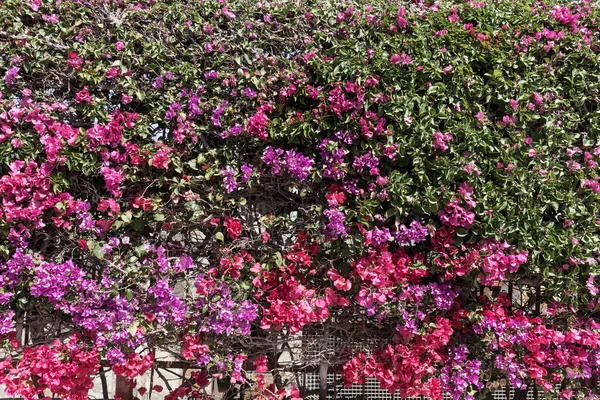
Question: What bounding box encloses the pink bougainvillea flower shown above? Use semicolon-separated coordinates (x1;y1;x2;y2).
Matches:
152;150;170;169
75;87;93;104
42;14;59;23
106;67;120;79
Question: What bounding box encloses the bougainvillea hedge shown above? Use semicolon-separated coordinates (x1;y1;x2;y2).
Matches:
1;0;600;399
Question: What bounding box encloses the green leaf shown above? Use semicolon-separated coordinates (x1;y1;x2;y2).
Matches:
131;218;145;232
93;245;105;260
127;321;138;336
121;211;132;224
274;251;283;266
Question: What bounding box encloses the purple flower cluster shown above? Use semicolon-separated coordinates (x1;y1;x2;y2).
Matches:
323;209;348;240
399;312;418;334
398;283;458;316
365;226;392;246
397;307;426;334
188;93;202;119
155;246;194;273
222;167;237;193
75;201;98;232
152;76;164;89
146;278;187;326
211;101;228;127
395;220;428;246
328;87;354;117
343;178;361;195
494;354;526;389
29;267;132;344
7;224;31;248
440;345;483;400
30;260;85;304
0;248;34;289
165;102;182;121
196;281;258;336
429;282;458;311
204;70;219;80
220;124;243;139
473;315;504;337
0;309;15;335
403;284;427;304
69;277;139;347
318;138;347;180
21;249;197;348
240;163;253;183
106;348;126;365
75;292;132;332
352;151;379;174
333;130;357;144
243;87;257;98
284;149;315;181
3;67;19;86
262;146;314;181
154;244;167;270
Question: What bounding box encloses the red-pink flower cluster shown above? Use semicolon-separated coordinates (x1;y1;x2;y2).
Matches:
432;228;528;283
342;317;453;399
352;246;428;314
0;160;61;226
438;183;476;229
111;352;155;379
260;277;342;334
0;334;99;400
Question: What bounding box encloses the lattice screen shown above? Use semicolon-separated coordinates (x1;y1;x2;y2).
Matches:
301;373;562;400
